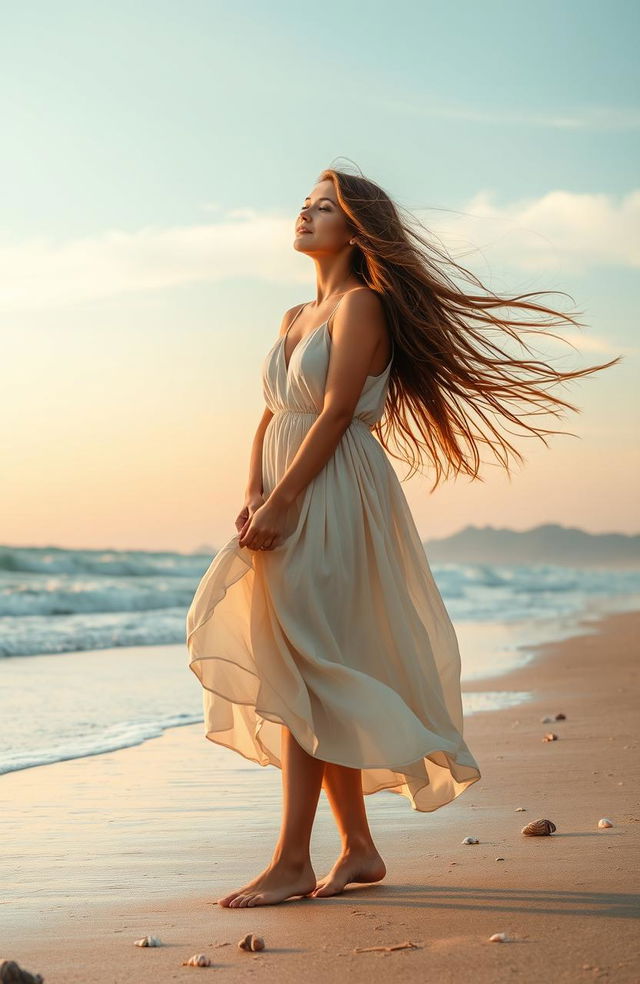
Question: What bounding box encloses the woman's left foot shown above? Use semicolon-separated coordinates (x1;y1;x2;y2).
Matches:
311;845;386;897
217;857;317;908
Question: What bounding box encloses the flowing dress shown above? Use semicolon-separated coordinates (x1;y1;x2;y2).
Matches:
186;295;482;811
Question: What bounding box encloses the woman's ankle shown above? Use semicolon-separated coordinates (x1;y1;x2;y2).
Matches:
270;847;312;869
341;834;378;854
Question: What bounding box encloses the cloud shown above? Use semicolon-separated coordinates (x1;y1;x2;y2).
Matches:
0;190;637;312
0;210;301;311
419;189;640;275
374;99;640;132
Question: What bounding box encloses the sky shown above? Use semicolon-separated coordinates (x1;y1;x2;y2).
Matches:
1;0;638;552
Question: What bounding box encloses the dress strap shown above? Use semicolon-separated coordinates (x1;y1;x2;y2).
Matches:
288;288;385;334
326;294;345;325
284;302;309;340
285;294;347;340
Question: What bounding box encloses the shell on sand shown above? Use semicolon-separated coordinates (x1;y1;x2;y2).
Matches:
182;954;212;967
238;934;265;952
521;818;556;836
542;732;558;742
598;818;614;828
0;960;44;984
488;932;510;942
134;936;162;947
461;835;479;844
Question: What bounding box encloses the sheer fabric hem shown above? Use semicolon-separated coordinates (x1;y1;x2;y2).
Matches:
189;660;481;814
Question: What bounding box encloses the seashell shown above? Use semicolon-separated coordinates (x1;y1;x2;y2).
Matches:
598;818;614;828
541;715;554;723
238;933;265;952
0;960;44;984
134;935;162;947
182;954;212;967
521;818;556;836
461;836;479;844
495;857;505;861
514;807;526;812
488;932;510;942
553;712;566;720
542;732;558;741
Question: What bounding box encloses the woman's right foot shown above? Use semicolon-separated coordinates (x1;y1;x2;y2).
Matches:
217;857;317;908
310;844;386;897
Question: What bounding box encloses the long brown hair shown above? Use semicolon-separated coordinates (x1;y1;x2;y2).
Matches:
320;165;622;490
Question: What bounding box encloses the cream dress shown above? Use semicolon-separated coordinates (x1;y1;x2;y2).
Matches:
186;295;481;812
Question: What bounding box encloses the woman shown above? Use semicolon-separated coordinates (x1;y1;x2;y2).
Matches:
186;167;619;909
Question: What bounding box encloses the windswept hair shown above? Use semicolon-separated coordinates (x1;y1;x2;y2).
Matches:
319;164;622;490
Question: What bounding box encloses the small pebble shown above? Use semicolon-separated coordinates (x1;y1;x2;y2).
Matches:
597;818;614;829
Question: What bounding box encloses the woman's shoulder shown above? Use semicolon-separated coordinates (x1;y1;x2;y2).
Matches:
340;286;384;316
277;288;384;340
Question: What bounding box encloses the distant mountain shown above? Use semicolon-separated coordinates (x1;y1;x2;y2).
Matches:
424;523;640;568
192;543;217;556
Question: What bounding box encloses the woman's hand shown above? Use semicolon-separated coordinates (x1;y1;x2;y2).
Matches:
234;492;264;535
237;493;290;551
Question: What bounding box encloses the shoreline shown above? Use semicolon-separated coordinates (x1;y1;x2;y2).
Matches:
3;608;639;982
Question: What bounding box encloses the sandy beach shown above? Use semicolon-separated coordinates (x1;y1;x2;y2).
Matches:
2;608;638;983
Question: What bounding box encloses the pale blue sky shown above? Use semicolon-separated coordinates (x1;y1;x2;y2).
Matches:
2;1;639;233
1;1;638;550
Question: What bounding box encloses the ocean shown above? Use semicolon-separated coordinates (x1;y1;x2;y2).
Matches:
1;543;638;776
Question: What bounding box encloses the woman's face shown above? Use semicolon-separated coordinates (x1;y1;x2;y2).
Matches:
294;179;351;253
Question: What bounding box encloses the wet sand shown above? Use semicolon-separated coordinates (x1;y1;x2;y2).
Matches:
2;609;638;983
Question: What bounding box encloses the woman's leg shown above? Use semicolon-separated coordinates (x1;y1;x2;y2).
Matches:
311;762;387;898
217;725;325;908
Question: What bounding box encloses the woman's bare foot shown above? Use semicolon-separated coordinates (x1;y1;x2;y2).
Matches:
311;844;386;898
217;857;317;908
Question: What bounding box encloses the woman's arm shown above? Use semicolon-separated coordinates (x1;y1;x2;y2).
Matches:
244;406;273;497
244;305;303;497
268;289;387;508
